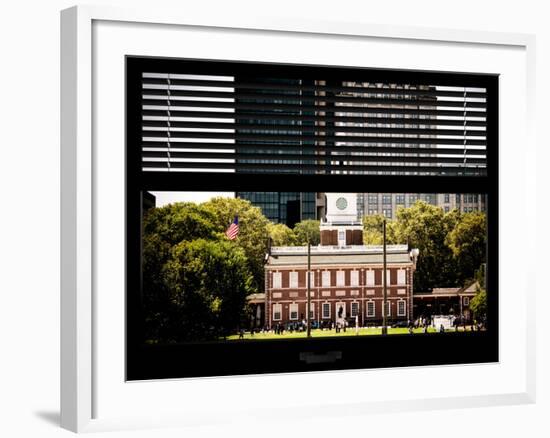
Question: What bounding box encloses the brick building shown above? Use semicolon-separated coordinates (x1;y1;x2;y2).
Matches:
262;193;419;328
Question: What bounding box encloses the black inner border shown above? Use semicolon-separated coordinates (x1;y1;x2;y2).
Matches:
126;56;498;380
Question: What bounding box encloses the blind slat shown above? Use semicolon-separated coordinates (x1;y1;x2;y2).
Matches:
138;64;491;176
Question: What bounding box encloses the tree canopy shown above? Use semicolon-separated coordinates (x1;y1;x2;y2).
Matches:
267;223;297;246
293;219;321;245
361;201;487;292
142;197;268;343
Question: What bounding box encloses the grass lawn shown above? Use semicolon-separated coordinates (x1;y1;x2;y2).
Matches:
224;326;475;340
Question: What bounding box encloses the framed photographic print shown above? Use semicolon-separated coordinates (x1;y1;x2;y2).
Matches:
126;56;498;380
61;5;536;433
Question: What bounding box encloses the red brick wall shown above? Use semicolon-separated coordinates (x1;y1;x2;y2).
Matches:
266;266;413;327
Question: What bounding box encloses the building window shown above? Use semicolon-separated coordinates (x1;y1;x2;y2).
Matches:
463;296;470;306
308;303;315;320
397;288;406;295
366;270;375;286
386;269;391;285
397;300;406;316
368;194;378;204
397;269;406;285
382;209;392;218
396;194;405;204
366;301;375;317
351;302;359;317
368;209;378;215
444;194;450;203
335;302;346;319
322;271;331;287
444;206;450;213
382;194;392;204
308;271;315;287
385;301;391;317
273;304;282;321
322;302;331;319
350;270;359;286
425;194;435;204
273;272;282;289
409;194;419;203
289;271;298;288
336;270;345;287
289;303;299;320
338;230;345;246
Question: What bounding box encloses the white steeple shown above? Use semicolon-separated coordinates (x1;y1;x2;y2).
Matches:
324;193;359;224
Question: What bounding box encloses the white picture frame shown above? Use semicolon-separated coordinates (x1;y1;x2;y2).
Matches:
60;5;536;433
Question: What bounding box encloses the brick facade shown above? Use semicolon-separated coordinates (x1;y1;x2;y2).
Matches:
265;264;413;327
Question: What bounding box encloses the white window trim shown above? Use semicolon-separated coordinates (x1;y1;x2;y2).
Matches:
463;296;470;306
308;271;315;287
289;271;299;289
322;271;331;287
366;300;375;317
322;302;331;319
386;269;391;286
335;301;346;319
308;303;315;320
272;272;282;289
338;230;346;246
272;303;282;321
397;269;406;285
385;301;391;317
289;303;299;320
350;270;359;287
336;270;345;287
397;299;406;316
350;301;359;317
366;270;375;286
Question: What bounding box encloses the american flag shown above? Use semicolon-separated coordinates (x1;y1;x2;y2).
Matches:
225;215;239;240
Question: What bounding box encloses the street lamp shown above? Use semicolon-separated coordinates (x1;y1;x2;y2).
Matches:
382;219;388;335
307;237;311;338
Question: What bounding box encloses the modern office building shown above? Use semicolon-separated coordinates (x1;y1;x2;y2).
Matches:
357;193;487;220
236;191;317;227
234;76;323;226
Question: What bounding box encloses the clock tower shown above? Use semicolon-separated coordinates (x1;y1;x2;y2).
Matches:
320;193;363;246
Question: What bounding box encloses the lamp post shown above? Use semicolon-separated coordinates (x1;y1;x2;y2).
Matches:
307;238;311;338
382;219;388;335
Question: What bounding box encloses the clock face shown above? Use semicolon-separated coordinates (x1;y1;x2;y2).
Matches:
336;197;348;210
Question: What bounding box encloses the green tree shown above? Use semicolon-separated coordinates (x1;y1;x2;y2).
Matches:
470;288;487;319
162;239;254;341
142;202;220;342
268;223;297;246
142;199;264;342
446;212;487;285
143;202;218;245
293;220;321;245
362;214;386;245
202;197;271;291
390;201;459;291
